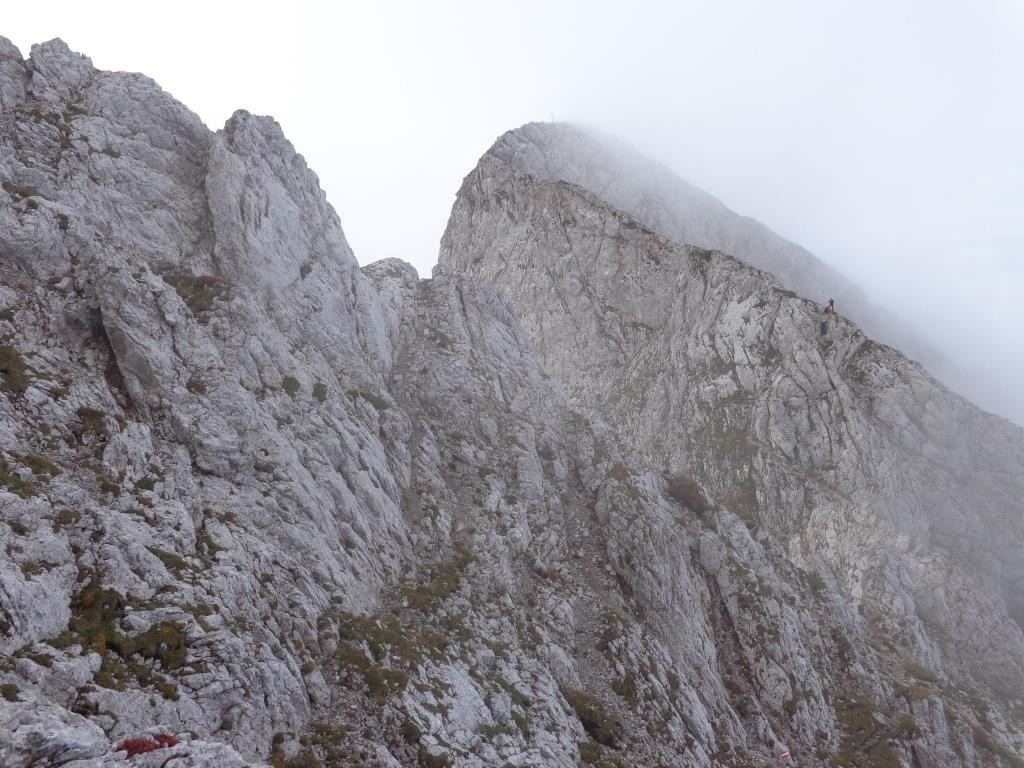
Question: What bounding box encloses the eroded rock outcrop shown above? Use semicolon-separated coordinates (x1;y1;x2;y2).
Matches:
441;124;1024;765
1;39;1021;768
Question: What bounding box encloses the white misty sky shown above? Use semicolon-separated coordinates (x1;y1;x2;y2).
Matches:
5;1;1023;424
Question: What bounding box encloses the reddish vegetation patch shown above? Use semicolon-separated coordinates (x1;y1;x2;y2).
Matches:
117;734;179;758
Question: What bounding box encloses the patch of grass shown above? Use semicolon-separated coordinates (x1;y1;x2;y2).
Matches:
157;679;179;701
134;476;156;492
163;274;228;319
804;569;826;594
282;376;301;397
666;471;709;513
332;610;445;701
346;388;389;411
721;476;759;524
417;746;451;768
74;407;108;439
0;683;18;701
336;642;408;701
16;453;61;478
305;722;351;765
196;527;224;562
402;718;422;745
147;546;191;577
68;581;128;655
67;580;189;670
0;459;36;498
313;381;327;403
904;661;939;683
2;179;43;200
126;621;188;669
99;479;121;496
21;561;56;579
565;690;621;747
579;742;603;765
398;545;475;611
606;464;632;482
891;714;917;739
611;674;638;707
971;723;1024;767
477;722;514;738
52;508;80;532
94;656;131;690
0;345;31;397
496;677;531;710
186;377;207;395
278;751;323;768
834;697;902;768
27;652;53;668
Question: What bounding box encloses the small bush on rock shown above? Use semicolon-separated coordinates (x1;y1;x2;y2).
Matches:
117;733;178;757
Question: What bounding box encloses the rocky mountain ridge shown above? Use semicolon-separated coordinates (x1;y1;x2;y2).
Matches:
482;122;962;406
0;38;1021;768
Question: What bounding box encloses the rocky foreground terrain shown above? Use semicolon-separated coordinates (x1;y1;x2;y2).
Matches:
1;39;1022;768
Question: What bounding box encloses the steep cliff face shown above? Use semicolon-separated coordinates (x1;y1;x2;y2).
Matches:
0;37;409;767
1;40;1021;768
481;122;958;394
440;129;1024;763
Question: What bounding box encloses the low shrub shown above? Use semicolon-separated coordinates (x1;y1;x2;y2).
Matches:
116;734;178;757
0;345;30;397
566;690;620;747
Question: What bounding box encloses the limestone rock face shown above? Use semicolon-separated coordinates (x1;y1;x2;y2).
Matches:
440;126;1024;764
479;122;956;387
1;39;1021;768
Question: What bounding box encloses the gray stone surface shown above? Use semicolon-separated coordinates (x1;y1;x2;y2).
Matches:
1;38;1021;768
478;122;959;393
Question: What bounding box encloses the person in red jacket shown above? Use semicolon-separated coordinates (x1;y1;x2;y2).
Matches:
824;298;836;315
